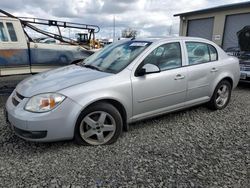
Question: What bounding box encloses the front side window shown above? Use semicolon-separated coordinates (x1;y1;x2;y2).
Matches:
0;22;8;42
6;22;17;42
82;40;152;73
142;42;182;71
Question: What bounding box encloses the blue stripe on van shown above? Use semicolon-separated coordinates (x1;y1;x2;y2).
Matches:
0;47;90;67
0;49;29;67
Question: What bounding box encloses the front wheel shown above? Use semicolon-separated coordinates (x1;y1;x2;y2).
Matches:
207;80;232;110
74;102;123;146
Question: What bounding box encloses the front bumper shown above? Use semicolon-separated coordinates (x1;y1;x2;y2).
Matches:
5;91;82;142
240;70;250;83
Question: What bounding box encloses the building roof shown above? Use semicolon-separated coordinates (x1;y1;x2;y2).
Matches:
174;1;250;17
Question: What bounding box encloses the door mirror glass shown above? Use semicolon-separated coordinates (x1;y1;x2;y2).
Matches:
137;64;160;76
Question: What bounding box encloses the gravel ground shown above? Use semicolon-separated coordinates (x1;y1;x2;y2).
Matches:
0;76;249;187
0;75;29;95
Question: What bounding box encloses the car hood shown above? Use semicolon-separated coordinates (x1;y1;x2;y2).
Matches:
237;26;250;51
16;65;112;97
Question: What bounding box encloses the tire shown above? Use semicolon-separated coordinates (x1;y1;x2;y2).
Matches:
74;102;123;146
207;80;232;110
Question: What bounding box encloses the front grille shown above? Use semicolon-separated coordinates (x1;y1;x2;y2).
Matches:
12;91;25;106
14;127;47;139
16;92;25;100
240;65;250;71
12;97;19;106
246;77;250;81
245;67;250;71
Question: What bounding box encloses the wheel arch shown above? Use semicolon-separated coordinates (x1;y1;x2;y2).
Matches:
77;98;129;132
211;74;234;97
208;76;233;110
221;77;233;87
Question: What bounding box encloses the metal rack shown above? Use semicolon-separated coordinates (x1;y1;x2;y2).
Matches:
0;9;100;46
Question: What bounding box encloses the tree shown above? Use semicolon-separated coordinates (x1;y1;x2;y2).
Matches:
121;28;138;38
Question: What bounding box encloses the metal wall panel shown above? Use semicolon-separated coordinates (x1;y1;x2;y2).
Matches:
223;13;250;50
187;18;214;40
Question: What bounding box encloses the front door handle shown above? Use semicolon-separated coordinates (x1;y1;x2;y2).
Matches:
175;74;185;80
211;67;218;72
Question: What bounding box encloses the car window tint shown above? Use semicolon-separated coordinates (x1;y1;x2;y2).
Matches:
6;22;17;42
208;44;218;61
186;42;210;65
0;22;8;42
143;42;182;71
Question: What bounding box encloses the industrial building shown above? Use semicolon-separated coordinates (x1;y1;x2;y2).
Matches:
174;2;250;51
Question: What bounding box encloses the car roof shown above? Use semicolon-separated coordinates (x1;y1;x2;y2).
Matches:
0;16;19;21
132;36;211;43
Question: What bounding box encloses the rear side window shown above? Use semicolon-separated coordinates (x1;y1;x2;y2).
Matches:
186;42;218;65
0;22;8;42
208;44;218;61
186;42;210;65
6;22;17;41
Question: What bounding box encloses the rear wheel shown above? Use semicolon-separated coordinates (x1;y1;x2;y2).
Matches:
74;102;123;146
207;80;232;110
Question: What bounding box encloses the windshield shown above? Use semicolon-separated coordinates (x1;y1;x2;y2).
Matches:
82;40;152;73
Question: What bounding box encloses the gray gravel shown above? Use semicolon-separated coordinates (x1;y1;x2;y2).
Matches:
0;76;249;187
0;75;29;95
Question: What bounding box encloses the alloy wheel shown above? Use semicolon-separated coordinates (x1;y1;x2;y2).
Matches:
215;84;229;108
79;111;116;145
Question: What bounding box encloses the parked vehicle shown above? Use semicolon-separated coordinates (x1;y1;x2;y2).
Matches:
226;26;250;83
39;37;60;44
5;37;240;146
0;10;97;76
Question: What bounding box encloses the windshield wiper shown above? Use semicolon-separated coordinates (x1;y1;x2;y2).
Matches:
83;64;102;71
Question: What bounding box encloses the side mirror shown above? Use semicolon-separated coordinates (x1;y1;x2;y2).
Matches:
137;64;160;76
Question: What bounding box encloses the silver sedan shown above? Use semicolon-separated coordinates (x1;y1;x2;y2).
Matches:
5;37;240;146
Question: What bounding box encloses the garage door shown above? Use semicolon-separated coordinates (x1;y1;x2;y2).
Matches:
187;18;214;40
223;13;250;50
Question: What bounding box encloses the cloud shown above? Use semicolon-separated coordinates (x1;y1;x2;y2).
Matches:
100;0;139;14
0;0;249;38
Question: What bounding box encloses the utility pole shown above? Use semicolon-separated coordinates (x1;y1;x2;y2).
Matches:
168;24;173;36
113;15;115;42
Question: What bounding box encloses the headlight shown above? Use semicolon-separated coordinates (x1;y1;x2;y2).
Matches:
25;93;66;113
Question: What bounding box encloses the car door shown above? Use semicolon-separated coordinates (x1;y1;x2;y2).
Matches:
131;41;187;120
0;20;30;75
29;42;89;73
184;41;219;105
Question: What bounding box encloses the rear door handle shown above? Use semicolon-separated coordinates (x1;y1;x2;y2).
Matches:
211;67;218;72
175;74;185;80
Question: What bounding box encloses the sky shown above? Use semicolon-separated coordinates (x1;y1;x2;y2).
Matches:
0;0;249;39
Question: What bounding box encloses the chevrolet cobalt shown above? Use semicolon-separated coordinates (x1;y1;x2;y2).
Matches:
5;37;240;146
